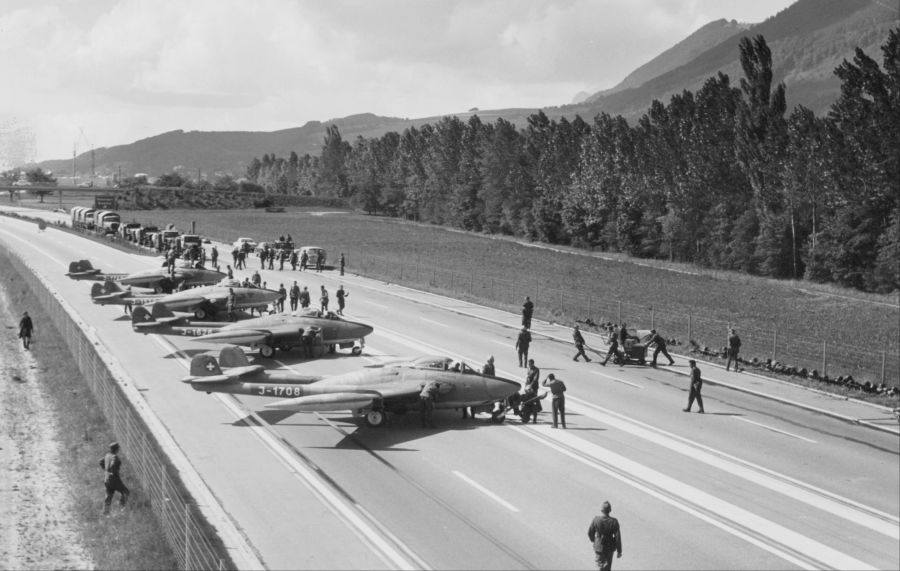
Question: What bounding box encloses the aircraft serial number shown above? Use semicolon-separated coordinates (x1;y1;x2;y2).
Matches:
256;386;303;397
179;328;217;336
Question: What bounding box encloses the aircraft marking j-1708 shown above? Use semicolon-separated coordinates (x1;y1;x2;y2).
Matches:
182;348;521;427
132;302;373;357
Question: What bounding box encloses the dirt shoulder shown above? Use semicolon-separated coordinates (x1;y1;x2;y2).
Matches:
0;281;94;569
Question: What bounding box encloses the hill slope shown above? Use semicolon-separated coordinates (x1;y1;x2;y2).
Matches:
35;0;898;178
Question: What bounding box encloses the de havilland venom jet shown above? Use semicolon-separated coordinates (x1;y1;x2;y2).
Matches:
66;260;127;281
128;279;281;319
119;261;226;291
132;302;373;357
90;281;165;307
182;350;521;427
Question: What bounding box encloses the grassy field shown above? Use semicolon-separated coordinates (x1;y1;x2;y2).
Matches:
1;248;178;570
11;194;899;386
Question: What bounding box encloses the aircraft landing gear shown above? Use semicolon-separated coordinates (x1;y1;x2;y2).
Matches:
259;345;276;358
194;307;208;320
328;344;336;354
364;410;387;428
351;345;362;356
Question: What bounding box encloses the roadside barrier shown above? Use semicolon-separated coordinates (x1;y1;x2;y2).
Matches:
6;251;235;571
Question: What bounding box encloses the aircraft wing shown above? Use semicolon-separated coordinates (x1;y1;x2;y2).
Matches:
266;380;427;412
182;364;266;384
194;328;272;345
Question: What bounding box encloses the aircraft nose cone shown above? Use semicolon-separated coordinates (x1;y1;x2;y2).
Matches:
485;377;520;400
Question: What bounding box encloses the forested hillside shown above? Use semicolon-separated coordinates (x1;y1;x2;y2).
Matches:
245;31;900;294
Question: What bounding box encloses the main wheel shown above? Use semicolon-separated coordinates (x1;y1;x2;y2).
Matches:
364;410;386;428
351;346;362;356
259;345;275;358
194;307;208;320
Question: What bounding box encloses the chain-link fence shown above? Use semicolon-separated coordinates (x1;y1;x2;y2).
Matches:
348;250;899;387
8;252;233;571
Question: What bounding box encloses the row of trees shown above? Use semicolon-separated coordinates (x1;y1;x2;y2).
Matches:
246;31;899;293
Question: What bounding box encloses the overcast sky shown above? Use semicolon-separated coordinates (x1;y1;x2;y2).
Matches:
1;0;796;166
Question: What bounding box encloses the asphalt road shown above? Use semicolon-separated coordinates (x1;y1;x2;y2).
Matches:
1;211;898;570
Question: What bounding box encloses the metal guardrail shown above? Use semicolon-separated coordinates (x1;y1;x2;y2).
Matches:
7;252;232;571
348;251;899;387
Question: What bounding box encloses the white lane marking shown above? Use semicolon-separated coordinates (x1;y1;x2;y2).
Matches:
513;425;875;571
589;369;644;389
491;339;510;346
149;335;421;571
452;471;520;513
419;316;449;328
733;416;818;444
364;300;390;310
567;397;899;538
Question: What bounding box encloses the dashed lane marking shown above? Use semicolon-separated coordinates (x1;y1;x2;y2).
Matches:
452;471;520;513
733;416;818;444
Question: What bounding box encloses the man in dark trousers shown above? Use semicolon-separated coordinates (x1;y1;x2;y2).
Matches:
522;359;541;423
649;329;675;367
573;325;591;362
18;311;34;350
726;328;742;372
339;253;345;276
299;286;311;309
515;327;532;368
600;332;622;366
683;359;705;413
276;283;286;312
521;296;534;329
289;281;300;312
226;288;236;321
542;373;567;428
335;285;348;315
588;501;622;570
300;250;308;271
100;442;130;514
419;381;440;428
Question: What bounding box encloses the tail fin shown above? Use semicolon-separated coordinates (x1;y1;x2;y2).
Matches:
219;346;250;368
132;305;154;325
90;283;104;298
102;281;122;294
149;302;176;319
68;260;94;273
190;354;223;377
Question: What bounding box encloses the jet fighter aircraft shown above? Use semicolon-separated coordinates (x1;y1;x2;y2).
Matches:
65;260;127;281
90;281;165;307
119;262;226;291
182;351;521;427
132;302;373;357
133;279;281;319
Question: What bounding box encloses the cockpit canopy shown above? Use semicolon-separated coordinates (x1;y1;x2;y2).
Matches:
408;356;477;374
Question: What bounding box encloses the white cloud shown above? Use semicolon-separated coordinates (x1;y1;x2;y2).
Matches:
0;0;796;163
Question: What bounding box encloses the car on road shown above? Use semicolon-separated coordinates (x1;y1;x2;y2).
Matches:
296;246;326;268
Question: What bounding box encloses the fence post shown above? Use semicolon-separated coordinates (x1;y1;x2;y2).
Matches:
617;301;622;324
822;341;827;378
185;503;190;570
399;261;403;281
450;271;454;290
882;351;887;386
491;278;494;299
773;329;777;361
651;307;655;330
688;313;692;342
588;295;592;320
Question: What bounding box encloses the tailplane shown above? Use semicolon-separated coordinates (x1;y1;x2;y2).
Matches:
190;354;223;377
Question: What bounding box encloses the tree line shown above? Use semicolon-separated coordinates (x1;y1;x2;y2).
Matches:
246;31;899;293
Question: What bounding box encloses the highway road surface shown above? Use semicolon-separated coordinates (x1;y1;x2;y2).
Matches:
1;209;898;570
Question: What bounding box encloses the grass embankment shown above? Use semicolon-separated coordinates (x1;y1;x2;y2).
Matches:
2;250;177;570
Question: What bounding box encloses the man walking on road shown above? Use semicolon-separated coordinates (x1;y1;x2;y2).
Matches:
573;325;591;362
521;296;534;329
542;373;567;428
683;359;705;413
726;328;742;372
515;326;532;368
588;501;622;570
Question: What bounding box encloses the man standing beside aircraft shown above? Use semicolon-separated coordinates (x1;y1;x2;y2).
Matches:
515;327;532;368
419;381;440;428
320;285;329;312
300;286;310;309
542;373;567;429
335;285;348;315
289;281;300;312
226;288;236;321
277;284;286;312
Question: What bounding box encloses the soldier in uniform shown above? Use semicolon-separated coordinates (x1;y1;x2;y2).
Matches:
515;327;532;368
573;324;591;362
289;281;300;312
419;381;440;428
649;329;675;367
299;286;311;309
588;501;622;570
335;285;348;315
542;373;567;428
683;359;705;413
99;442;130;514
726;328;742;372
521;296;534;329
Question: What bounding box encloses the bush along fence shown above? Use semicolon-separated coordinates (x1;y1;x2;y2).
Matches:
7;252;235;571
346;250;899;392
